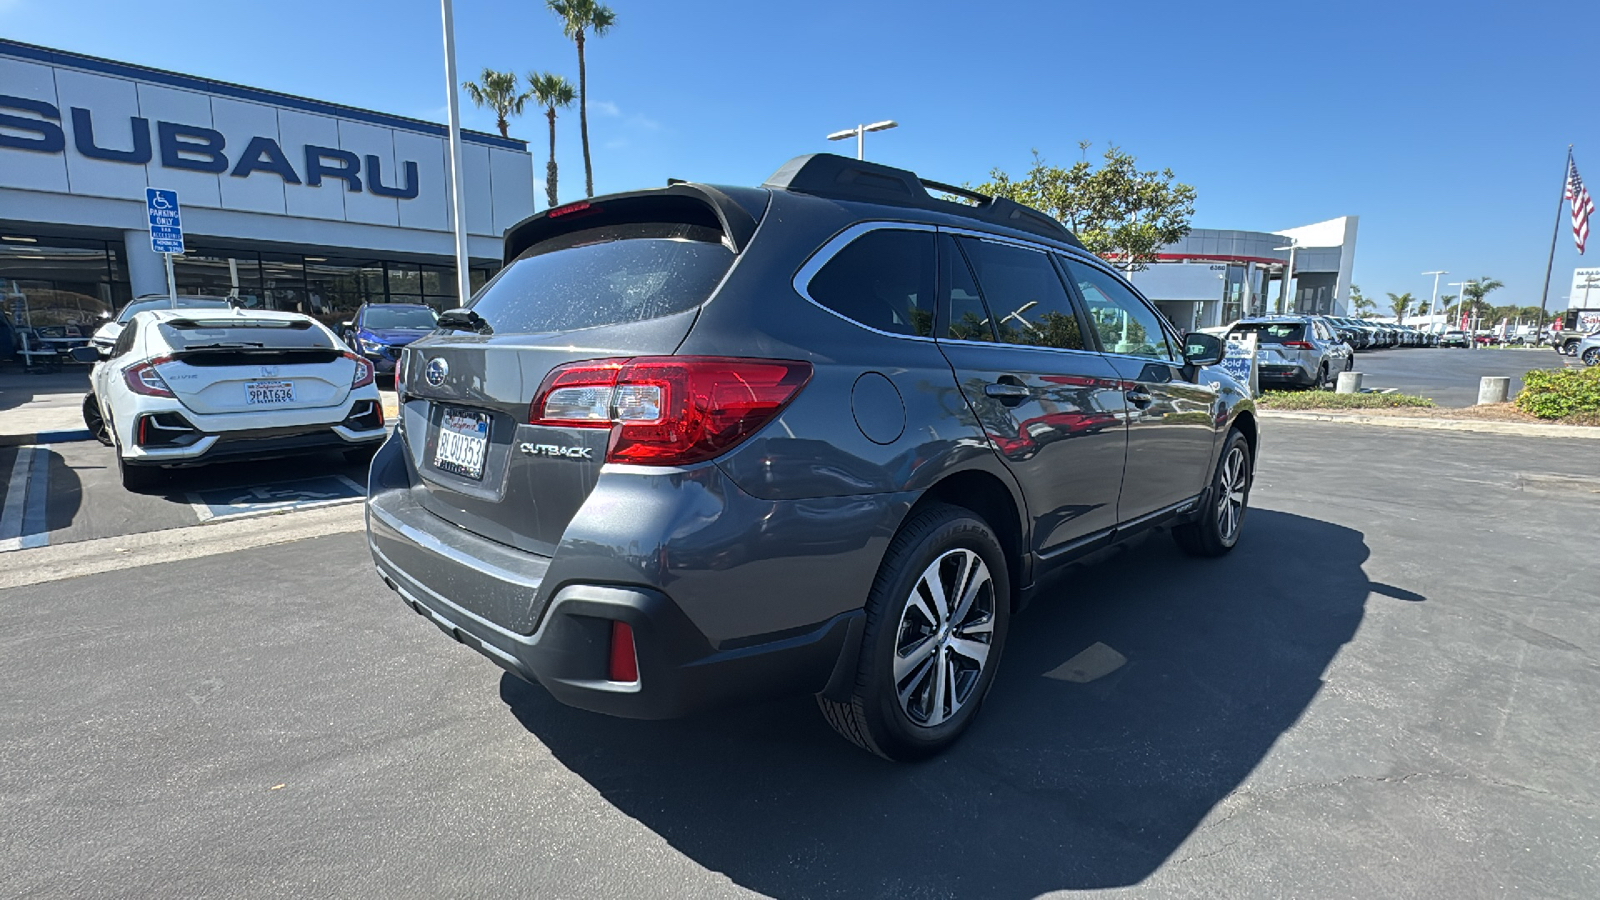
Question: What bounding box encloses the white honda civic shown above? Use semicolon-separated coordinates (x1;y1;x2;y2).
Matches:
76;308;387;490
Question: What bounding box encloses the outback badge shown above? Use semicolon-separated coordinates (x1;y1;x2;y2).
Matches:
518;442;594;459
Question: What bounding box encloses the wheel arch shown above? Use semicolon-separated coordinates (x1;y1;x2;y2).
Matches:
1230;409;1259;469
904;468;1027;610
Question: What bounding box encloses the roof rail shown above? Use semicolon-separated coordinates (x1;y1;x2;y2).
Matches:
762;153;1084;249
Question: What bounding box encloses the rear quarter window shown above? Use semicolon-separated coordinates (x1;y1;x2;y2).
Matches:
468;222;735;334
804;229;936;337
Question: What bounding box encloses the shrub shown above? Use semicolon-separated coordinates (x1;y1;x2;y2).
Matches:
1257;390;1435;410
1515;367;1600;419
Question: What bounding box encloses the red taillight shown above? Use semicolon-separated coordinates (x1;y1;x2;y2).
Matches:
122;356;175;397
1281;340;1314;349
608;621;638;683
529;357;812;466
345;352;375;389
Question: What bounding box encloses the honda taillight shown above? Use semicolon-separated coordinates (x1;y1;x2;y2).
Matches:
123;356;175;397
1281;340;1314;349
345;351;375;389
529;357;812;466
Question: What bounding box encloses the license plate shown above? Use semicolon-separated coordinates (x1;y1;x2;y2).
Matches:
433;407;491;480
246;380;295;405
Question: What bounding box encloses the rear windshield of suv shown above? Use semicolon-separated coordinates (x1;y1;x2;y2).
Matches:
1230;322;1305;343
467;222;734;334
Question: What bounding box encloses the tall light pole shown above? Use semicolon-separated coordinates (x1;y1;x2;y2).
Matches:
1448;280;1477;347
440;0;472;305
827;120;898;160
1422;270;1447;332
1273;241;1298;314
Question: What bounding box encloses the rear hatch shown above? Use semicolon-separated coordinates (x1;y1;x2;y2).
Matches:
398;188;765;557
154;316;355;415
1229;321;1310;367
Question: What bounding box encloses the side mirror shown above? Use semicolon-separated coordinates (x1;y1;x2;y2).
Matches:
1183;332;1225;367
69;346;102;364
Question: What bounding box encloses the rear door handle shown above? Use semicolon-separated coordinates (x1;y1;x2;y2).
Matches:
984;382;1031;403
1125;388;1154;409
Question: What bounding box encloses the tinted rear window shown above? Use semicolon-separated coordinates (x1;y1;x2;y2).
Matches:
1230;322;1305;343
159;319;336;350
467;222;734;334
365;306;437;329
806;229;935;337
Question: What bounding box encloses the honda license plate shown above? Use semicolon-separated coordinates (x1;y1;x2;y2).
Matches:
433;407;491;480
246;380;295;405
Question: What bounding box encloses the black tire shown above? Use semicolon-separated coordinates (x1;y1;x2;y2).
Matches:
1563;341;1579;357
1172;430;1252;558
1583;348;1600;367
116;441;161;493
818;503;1011;761
82;394;113;446
1311;363;1328;391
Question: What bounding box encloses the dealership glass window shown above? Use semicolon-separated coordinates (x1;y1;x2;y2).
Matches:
260;253;308;314
173;248;265;307
0;235;121;336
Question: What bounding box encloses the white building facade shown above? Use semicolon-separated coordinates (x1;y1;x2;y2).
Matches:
0;39;535;332
1127;216;1359;331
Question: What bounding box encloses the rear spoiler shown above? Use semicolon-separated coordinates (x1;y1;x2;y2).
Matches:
501;184;770;264
165;317;311;329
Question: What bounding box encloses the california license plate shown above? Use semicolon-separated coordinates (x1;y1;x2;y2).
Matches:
433;408;490;480
246;380;295;405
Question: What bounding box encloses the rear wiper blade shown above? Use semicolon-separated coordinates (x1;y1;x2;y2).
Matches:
436;308;493;335
185;341;266;349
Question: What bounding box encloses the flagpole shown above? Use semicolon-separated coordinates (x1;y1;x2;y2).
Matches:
1536;145;1572;334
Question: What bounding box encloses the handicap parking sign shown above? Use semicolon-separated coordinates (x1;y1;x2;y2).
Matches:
146;188;184;255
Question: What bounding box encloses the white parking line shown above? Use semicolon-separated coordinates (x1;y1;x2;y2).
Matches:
0;447;32;551
0;445;50;552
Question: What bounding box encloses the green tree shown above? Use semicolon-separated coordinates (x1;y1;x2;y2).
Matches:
1350;284;1376;317
1387;291;1416;321
526;71;576;208
548;0;616;198
461;68;526;139
973;145;1196;272
1459;277;1505;322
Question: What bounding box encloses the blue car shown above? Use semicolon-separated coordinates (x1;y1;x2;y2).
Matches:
341;303;438;376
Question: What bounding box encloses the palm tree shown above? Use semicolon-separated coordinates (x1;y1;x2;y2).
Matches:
1387;291;1416;322
461;68;526;140
548;0;616;197
1460;277;1505;322
526;72;576;208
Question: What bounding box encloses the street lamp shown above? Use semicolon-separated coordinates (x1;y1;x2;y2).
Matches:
1422;270;1447;332
1272;241;1298;314
1448;280;1478;347
827;120;898;160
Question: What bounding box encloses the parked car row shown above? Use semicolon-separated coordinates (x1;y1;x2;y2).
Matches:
1319;317;1440;350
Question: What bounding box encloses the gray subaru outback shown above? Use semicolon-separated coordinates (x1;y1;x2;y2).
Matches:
365;153;1258;760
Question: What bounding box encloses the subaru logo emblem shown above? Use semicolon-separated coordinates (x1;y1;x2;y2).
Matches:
425;358;448;387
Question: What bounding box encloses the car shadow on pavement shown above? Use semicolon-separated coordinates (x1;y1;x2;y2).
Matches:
500;509;1389;898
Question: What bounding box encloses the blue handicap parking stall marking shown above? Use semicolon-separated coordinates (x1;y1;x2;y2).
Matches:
188;475;364;522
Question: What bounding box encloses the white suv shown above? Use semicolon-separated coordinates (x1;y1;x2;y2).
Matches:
78;309;386;490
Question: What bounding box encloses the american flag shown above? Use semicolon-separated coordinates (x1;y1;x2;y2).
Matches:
1569;156;1596;254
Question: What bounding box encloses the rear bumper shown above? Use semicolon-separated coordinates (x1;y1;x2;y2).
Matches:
1258;364;1314;385
363;433;898;719
123;405;386;465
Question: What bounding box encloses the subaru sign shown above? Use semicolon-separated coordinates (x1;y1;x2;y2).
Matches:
146;188;183;254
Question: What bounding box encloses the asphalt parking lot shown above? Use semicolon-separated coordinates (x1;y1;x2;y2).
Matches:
3;420;1597;899
1347;346;1578;407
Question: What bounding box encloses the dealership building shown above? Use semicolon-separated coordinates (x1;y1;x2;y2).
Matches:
1128;216;1360;330
0;39;535;331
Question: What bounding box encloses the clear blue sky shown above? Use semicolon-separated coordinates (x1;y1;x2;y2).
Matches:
5;0;1597;309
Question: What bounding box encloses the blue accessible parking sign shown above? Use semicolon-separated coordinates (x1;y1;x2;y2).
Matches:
146;188;184;254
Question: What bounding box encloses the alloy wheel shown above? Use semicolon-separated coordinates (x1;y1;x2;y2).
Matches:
1215;445;1248;542
893;548;996;728
1584;348;1600;367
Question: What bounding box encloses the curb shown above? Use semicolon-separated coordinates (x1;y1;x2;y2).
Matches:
0;429;92;448
1260;410;1600;439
